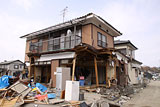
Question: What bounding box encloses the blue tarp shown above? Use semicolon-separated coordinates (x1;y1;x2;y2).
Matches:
28;83;47;92
0;75;12;89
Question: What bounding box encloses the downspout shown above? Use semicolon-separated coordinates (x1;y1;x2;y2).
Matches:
74;25;76;46
91;24;94;46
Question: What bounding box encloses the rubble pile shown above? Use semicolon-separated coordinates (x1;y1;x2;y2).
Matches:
0;74;150;107
0;76;87;107
101;88;121;101
92;83;149;106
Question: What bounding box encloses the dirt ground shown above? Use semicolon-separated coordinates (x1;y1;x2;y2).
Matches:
123;80;160;107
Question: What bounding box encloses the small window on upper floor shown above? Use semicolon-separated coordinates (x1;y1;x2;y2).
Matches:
20;64;23;69
97;32;107;48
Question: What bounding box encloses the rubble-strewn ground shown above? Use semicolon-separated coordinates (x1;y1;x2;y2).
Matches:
123;80;160;107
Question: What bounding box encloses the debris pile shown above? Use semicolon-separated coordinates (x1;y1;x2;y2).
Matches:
0;74;149;107
101;88;121;101
87;83;148;106
0;77;88;107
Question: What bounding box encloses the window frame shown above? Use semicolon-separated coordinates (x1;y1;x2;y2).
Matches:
97;32;107;48
14;65;19;69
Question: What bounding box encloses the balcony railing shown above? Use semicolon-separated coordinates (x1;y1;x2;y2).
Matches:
29;35;81;53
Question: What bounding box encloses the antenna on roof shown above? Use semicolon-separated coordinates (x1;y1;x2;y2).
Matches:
60;6;68;23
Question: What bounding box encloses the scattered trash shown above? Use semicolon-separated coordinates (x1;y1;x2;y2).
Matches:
28;83;47;92
0;74;149;106
47;93;56;99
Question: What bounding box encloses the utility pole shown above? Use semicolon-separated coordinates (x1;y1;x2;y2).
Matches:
61;6;68;22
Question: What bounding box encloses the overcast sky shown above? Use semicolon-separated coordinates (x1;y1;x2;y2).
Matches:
0;0;160;67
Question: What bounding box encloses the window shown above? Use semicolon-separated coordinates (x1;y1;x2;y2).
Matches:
97;32;107;48
38;39;43;52
14;65;19;69
20;65;23;69
48;37;54;51
119;49;127;55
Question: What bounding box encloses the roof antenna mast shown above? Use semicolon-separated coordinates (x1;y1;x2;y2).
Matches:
61;6;68;22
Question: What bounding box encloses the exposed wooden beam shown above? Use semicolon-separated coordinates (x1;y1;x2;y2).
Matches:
72;54;77;81
99;51;112;55
94;57;99;87
76;47;88;53
86;49;97;55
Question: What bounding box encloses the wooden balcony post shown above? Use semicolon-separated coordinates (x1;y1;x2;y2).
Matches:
94;57;99;87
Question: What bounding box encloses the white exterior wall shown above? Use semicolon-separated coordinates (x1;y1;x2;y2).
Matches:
127;62;142;84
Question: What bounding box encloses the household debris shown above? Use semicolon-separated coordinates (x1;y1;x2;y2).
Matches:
0;73;149;107
0;78;87;107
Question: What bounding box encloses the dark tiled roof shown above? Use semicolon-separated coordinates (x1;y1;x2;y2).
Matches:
114;40;138;50
20;13;122;38
0;60;23;65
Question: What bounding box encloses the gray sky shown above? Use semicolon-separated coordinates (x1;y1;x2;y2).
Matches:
0;0;160;67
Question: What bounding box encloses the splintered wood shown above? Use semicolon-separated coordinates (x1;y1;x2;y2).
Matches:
0;97;19;107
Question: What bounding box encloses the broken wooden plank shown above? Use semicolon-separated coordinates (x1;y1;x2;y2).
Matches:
8;81;32;99
0;96;19;107
0;91;7;106
49;99;64;104
60;90;65;99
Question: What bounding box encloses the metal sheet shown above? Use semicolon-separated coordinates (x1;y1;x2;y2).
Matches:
37;52;75;62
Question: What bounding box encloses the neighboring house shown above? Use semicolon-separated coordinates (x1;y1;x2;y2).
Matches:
114;50;130;86
114;40;142;84
0;60;24;77
20;13;122;87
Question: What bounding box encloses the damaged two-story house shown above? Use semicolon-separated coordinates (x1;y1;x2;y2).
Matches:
0;60;24;77
114;40;142;84
20;13;122;87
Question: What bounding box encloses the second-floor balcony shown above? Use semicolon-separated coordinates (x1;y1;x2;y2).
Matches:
29;35;81;53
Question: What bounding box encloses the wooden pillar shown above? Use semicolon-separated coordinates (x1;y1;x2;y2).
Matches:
72;55;77;81
94;57;99;87
51;60;59;87
106;61;108;88
28;66;31;78
34;66;36;82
